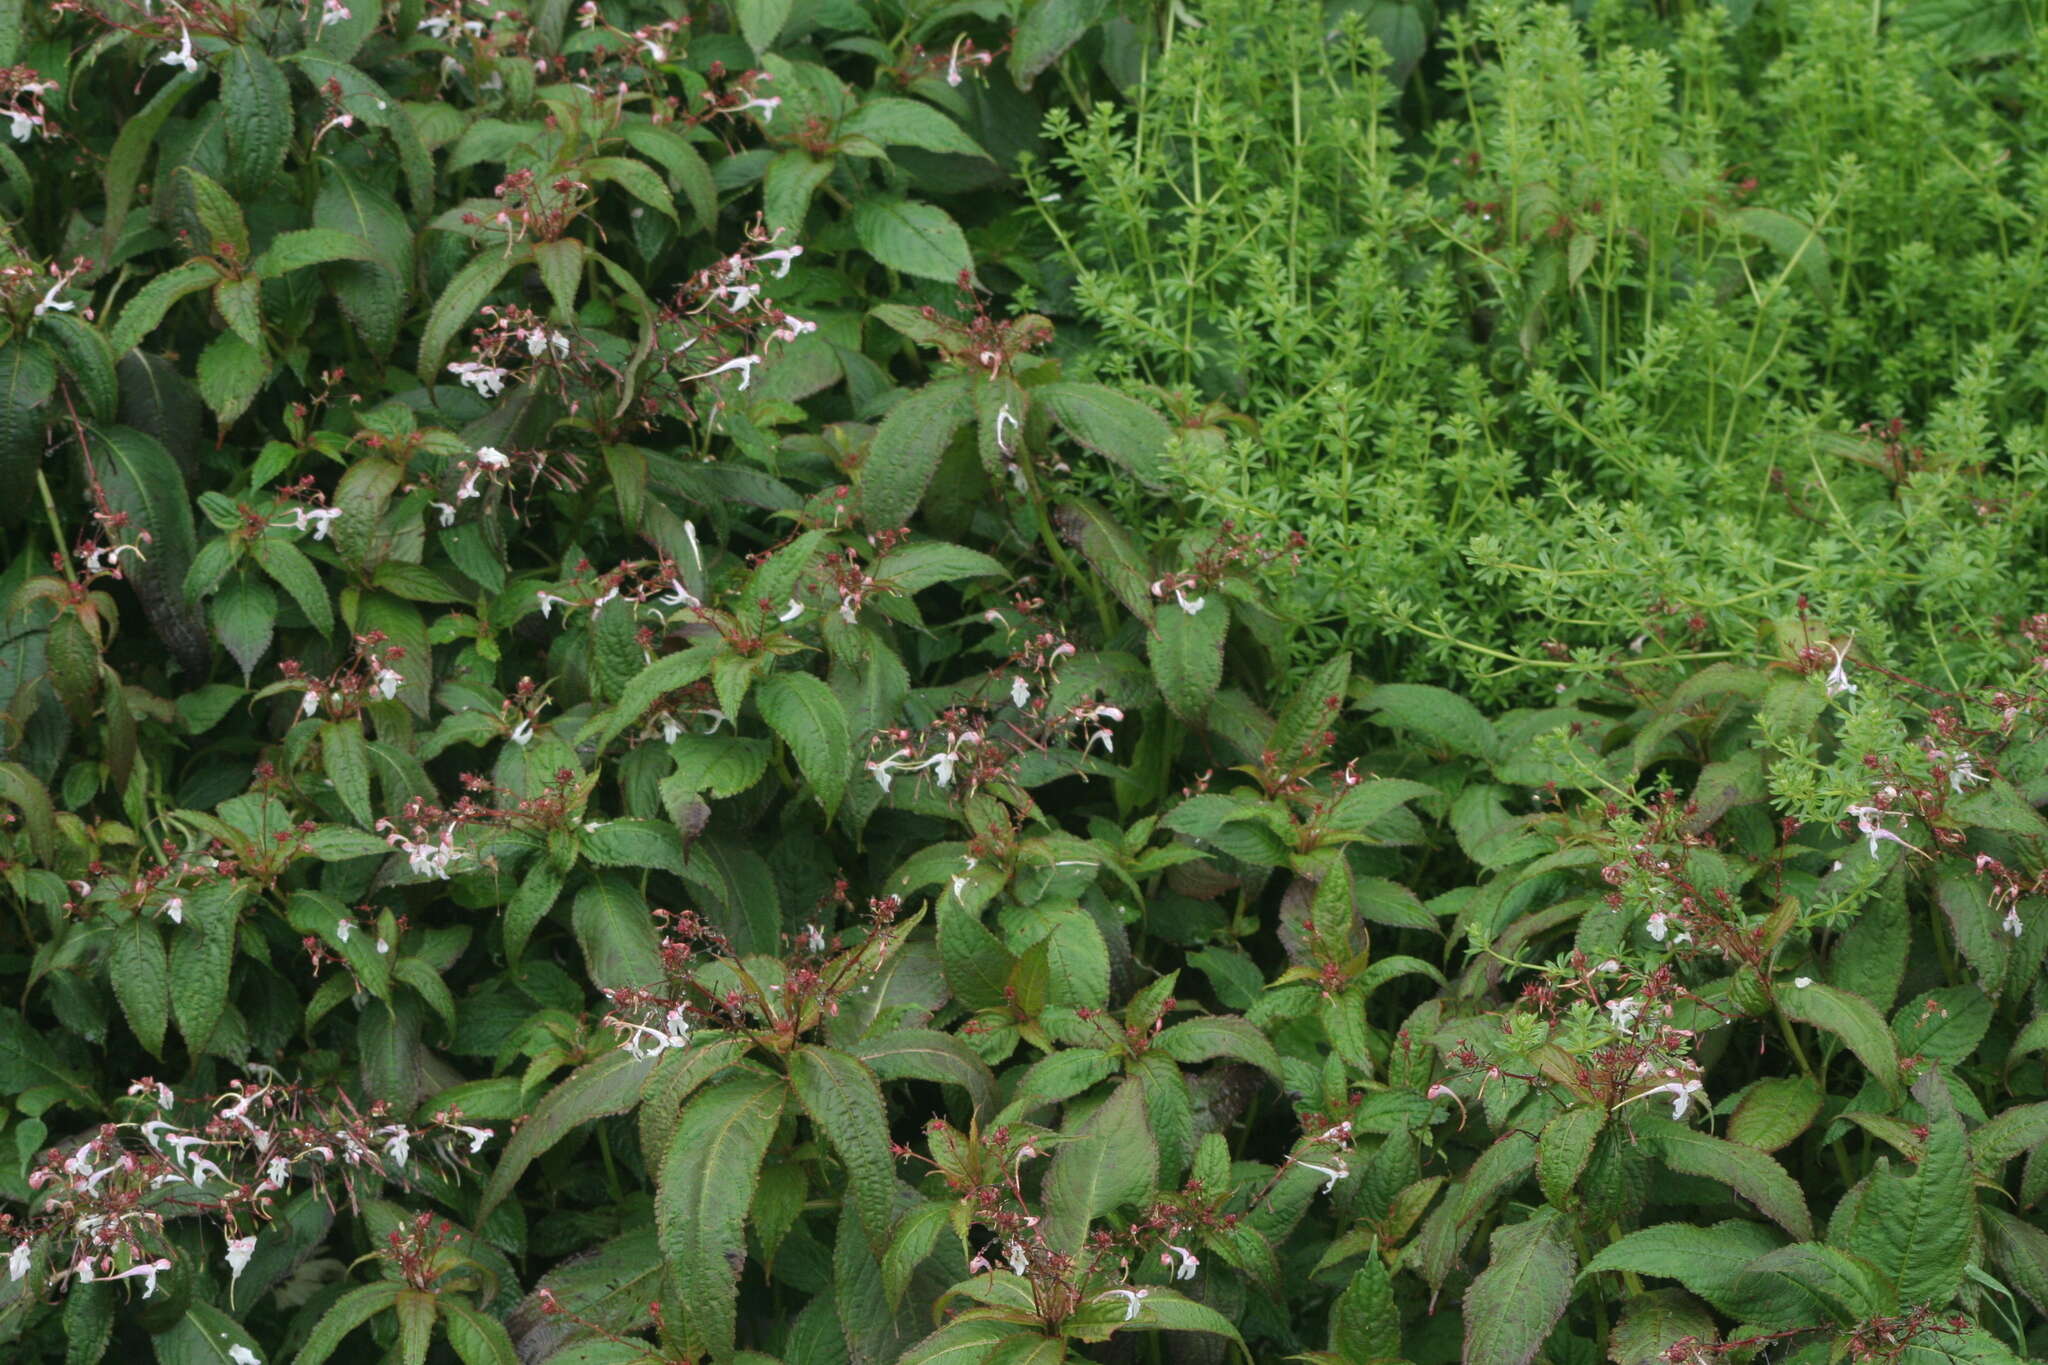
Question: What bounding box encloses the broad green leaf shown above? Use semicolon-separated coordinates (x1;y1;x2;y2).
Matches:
787;1045;895;1250
195;331;269;427
1727;1077;1823;1153
1536;1105;1607;1209
1150;596;1228;722
107;917;169;1057
1647;1122;1812;1240
221;45;292;193
322;717;373;826
1035;381;1170;485
1728;1242;1892;1327
861;376;974;530
855;1029;996;1117
840;99;990;160
1581;1222;1783;1319
1012;0;1108;87
109;261;220;354
1043;1077;1157;1256
291;1280;404;1364
417;245;526;384
1153;1015;1283;1083
477;1048;657;1218
756;672;852;819
1329;1254;1399;1361
1609;1289;1718;1365
572;875;663;994
1836;1070;1972;1307
656;1072;789;1361
1464;1210;1575;1365
852;197;973;283
1780;980;1901;1099
255;227;377;279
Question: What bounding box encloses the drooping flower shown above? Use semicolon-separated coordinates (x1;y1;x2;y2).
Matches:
688;353;762;390
754;245;803;277
2004;905;2024;938
447;361;509;398
1823;640;1856;698
1010;676;1031;708
1645;1078;1705;1120
1299;1157;1348;1194
8;1243;28;1282
224;1235;257;1288
1846;804;1915;860
618;1006;692;1059
1605;996;1642;1032
1097;1287;1149;1321
33;279;72;315
1164;1244;1199;1281
163;27;199;74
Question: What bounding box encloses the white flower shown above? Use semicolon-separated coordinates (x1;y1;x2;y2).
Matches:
1824;641;1857;698
995;405;1020;456
1150;578;1206;615
8;1243;28;1281
378;1126;410;1169
754;246;803;277
162;896;184;925
375;937;390;954
658;577;699;607
432;502;456;528
163;27;199;73
447;361;509;398
1011;676;1031;708
618;1006;692;1059
279;506;342;540
769;315;816;344
736;94;781;120
33;279;71;315
224;1235;257;1287
301;686;321;718
452;1124;493;1154
1165;1244;1199;1281
475;446;510;469
103;1258;172;1297
417;14;452;36
1794;976;1813;988
373;666;403;700
929;750;958;788
688;353;762;390
804;923;826;953
1646;911;1669;942
1646;1078;1705;1120
229;1348;262;1365
1948;752;1988;794
1097;1287;1149;1321
319;0;351;28
525;328;570;358
1005;1241;1029;1276
867;748;913;793
7;109;39;143
660;716;682;744
2003;906;2024;938
777;599;804;623
536;591;571;619
1299;1158;1348;1194
335;920;352;943
1605;997;1642;1033
510;717;534;746
1595;959;1621;974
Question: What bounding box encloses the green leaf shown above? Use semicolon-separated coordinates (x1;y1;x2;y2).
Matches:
1152;1016;1284;1083
1360;683;1497;759
477;1048;656;1219
1582;1222;1784;1318
853;197;974;283
1150;596;1228;722
1536;1105;1607;1209
861;376;974;530
1727;1077;1823;1153
322;718;373;826
656;1072;789;1361
1780;980;1902;1099
1646;1122;1812;1240
1836;1070;1972;1308
1329;1254;1400;1361
503;855;567;962
440;1299;521;1365
221;45;292;194
210;577;276;679
763;149;834;236
533;238;584;319
1464;1210;1575;1365
572;874;663;994
291;1280;404;1364
108;261;220;354
100;70;199;262
1035;382;1170;485
937;893;1016;1011
417;245;525;384
107;916;169;1057
856;1029;996;1118
1012;0;1108;88
735;0;793;52
35;312;118;421
755;672;852;819
840;99;990;160
873;541;1008;593
170;885;243;1052
1043;1077;1158;1256
585;156;680;224
251;536;334;635
255;227;377;279
195;330;269;427
787;1045;896;1250
588;644;717;753
151;1300;267;1365
178;165;250;259
1727;1243;1892;1327
1609;1289;1718;1365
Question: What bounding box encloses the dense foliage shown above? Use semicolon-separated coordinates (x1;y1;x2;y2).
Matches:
2;2;2048;1365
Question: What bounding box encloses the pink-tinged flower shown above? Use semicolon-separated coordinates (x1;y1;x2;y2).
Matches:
224;1235;256;1288
618;1006;692;1059
163;27;199;74
7;108;41;142
1150;577;1206;616
33;278;71;315
373;666;403;701
769;314;816;344
1846;804;1915;860
1164;1244;1199;1280
1299;1157;1348;1194
300;685;321;718
319;0;351;29
754;245;803;277
536;591;571;619
100;1257;173;1298
2003;906;2024;938
1010;676;1031;708
866;748;914;793
1096;1287;1149;1321
432;502;456;527
452;1124;493;1153
1605;996;1642;1032
736;94;781;121
161;896;184;925
1004;1242;1029;1276
803;923;826;953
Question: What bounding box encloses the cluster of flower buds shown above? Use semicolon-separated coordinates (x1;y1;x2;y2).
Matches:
277;631;407;720
2;1076;489;1304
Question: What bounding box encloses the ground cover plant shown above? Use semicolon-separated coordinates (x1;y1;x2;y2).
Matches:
0;1;2047;1364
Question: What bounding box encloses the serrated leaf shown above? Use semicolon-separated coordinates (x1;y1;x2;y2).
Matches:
656;1072;788;1361
107;916;169;1057
736;0;793;52
572;874;663;994
787;1045;895;1251
1648;1122;1812;1240
1012;0;1108;88
1728;1243;1892;1327
255;227;377;279
861;376;974;530
210;577;276;678
195;331;268;427
853;197;973;283
1837;1070;1972;1308
1152;1015;1283;1083
170;884;242;1052
1465;1210;1575;1365
856;1029;996;1118
1035;381;1170;485
221;45;292;194
1330;1255;1399;1361
1537;1105;1607;1209
755;672;851;819
1728;1077;1823;1153
763;149;833;236
251;536;333;635
1043;1077;1157;1257
840;99;990;160
417;246;525;384
477;1049;656;1219
108;261;220;353
1150;596;1228;722
1780;980;1901;1099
